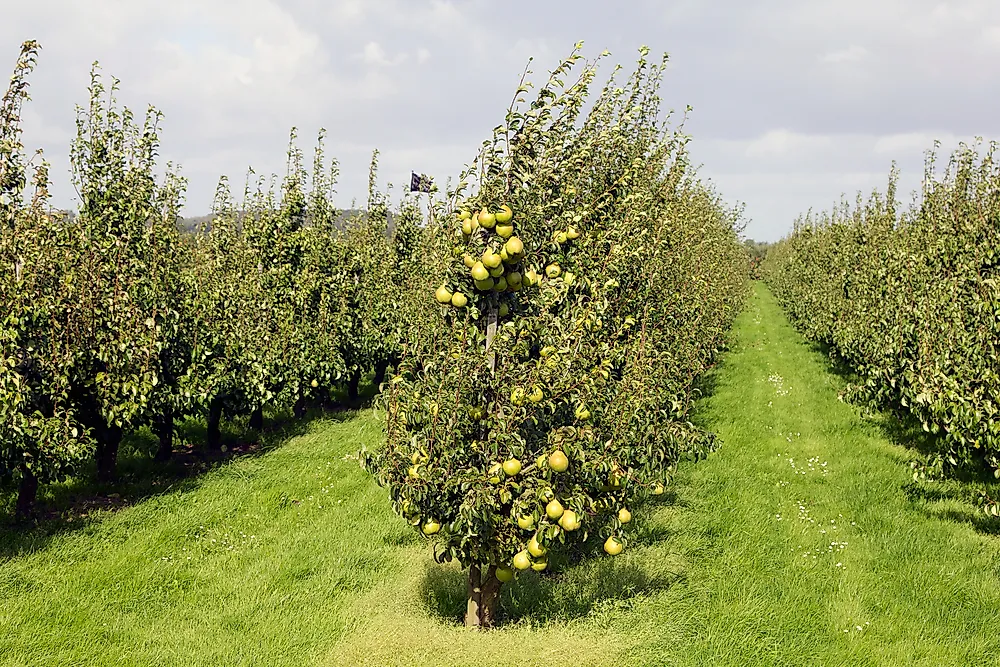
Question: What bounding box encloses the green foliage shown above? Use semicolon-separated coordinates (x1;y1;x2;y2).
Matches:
1;44;747;622
764;141;1000;478
743;238;771;279
361;45;748;626
0;42;424;509
184;131;348;426
2;43;188;494
1;42;91;500
63;64;190;481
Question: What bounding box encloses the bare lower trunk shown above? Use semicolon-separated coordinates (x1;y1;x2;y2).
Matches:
373;358;391;392
293;396;307;419
249;405;264;431
153;409;174;462
206;397;223;451
463;302;503;629
465;563;482;628
480;566;502;627
347;371;361;402
15;467;38;519
465;564;502;629
96;422;122;484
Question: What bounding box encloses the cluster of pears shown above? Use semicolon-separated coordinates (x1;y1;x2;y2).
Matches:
500;449;627;579
462;205;539;294
433;205;543;309
434;284;468;308
552;226;581;245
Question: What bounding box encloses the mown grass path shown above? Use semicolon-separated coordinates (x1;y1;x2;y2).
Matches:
2;283;999;666
605;282;1000;665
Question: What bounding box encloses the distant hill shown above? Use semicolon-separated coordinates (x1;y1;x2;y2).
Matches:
179;214;214;233
47;208;406;235
178;209;401;234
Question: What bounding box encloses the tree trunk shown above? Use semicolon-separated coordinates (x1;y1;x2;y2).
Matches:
347;371;361;402
76;406;119;483
464;301;503;629
373;358;391;392
465;563;483;628
206;397;224;451
96;422;122;484
293;396;307;419
317;387;334;409
15;467;38;519
153;408;174;462
464;564;503;629
479;566;502;628
249;405;264;431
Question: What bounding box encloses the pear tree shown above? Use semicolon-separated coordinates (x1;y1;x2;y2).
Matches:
362;46;748;628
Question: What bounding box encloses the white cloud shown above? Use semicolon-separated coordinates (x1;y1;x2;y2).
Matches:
329;0;366;22
689;127;989;240
982;25;1000;48
819;45;868;64
744;130;836;158
354;42;408;67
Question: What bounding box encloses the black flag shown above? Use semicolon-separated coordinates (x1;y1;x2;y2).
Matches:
410;172;433;193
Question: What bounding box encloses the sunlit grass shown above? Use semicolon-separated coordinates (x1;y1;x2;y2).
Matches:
2;283;999;666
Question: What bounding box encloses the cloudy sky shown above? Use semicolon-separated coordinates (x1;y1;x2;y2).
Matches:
4;0;998;241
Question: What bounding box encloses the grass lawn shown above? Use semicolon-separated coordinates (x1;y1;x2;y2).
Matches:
2;282;999;666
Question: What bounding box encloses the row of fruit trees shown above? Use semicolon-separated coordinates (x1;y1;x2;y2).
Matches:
1;40;751;627
0;41;423;515
763;144;1000;495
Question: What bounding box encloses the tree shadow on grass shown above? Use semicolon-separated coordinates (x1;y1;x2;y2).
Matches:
805;340;860;386
0;398;371;559
903;496;1000;534
419;553;685;627
691;361;723;408
862;407;1000;536
802;342;1000;536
